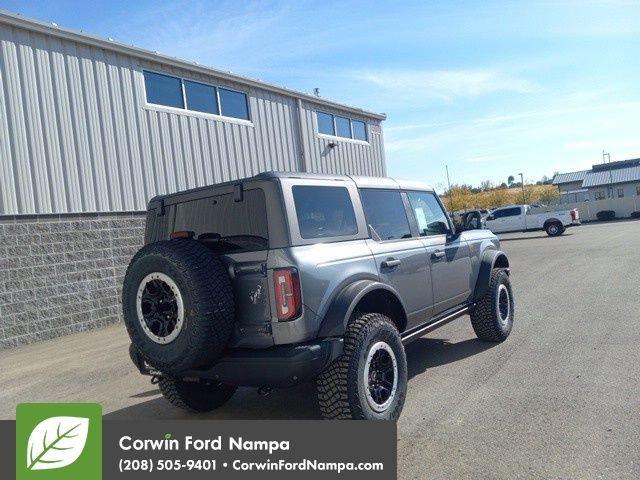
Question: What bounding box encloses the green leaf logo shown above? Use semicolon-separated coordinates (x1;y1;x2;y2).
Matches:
26;416;90;471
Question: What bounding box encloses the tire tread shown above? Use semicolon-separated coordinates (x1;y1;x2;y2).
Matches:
470;269;513;342
317;313;405;420
123;239;234;375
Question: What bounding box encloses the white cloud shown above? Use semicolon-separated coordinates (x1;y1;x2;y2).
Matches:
464;154;508;164
563;141;594;151
352;69;539;101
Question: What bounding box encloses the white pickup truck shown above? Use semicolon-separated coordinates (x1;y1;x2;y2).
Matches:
484;204;580;236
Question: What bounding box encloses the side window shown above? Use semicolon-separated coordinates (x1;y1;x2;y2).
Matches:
292;186;358;239
360;189;412;241
406;191;450;236
490;209;504;219
502;207;522;217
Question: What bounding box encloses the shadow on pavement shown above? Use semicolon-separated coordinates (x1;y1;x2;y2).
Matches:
405;337;496;379
106;336;495;420
106;382;322;420
129;389;161;399
499;233;573;242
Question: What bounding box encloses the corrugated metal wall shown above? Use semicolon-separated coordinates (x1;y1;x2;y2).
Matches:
0;22;385;215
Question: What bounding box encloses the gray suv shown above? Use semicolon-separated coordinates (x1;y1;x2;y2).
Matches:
124;172;513;420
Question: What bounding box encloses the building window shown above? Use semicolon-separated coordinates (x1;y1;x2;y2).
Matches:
316;111;368;141
219;87;249;120
143;70;249;120
335;116;351;138
317;112;335;135
143;71;184;109
184;80;218;114
618;187;624;198
352;120;367;140
595;190;605;200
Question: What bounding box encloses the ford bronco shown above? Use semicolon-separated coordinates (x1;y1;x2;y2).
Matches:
123;172;514;420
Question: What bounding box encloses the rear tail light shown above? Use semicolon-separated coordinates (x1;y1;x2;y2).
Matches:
170;230;195;239
273;268;302;321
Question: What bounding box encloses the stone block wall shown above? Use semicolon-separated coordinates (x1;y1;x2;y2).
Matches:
0;212;146;348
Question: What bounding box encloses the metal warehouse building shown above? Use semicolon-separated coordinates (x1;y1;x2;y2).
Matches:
553;158;640;203
0;10;387;347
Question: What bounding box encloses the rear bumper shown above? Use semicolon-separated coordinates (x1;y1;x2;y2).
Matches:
130;338;343;388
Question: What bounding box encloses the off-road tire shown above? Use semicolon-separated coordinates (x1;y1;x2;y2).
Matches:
545;222;563;236
122;239;234;376
470;269;514;342
158;377;237;413
317;313;407;420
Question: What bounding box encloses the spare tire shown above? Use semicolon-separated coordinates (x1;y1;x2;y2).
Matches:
122;239;234;375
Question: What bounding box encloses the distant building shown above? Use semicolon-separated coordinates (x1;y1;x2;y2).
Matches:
553;158;640;204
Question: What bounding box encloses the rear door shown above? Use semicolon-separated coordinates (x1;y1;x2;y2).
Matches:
405;191;472;314
171;187;273;347
360;188;433;328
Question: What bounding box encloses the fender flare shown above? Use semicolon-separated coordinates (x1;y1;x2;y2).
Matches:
316;280;407;338
473;249;510;301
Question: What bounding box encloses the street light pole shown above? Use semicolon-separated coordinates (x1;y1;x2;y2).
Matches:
519;172;525;205
603;150;613;198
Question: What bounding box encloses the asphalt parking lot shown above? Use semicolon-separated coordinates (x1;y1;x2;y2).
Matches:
1;220;639;478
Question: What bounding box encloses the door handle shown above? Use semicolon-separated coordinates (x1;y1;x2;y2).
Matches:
381;258;401;268
431;250;445;259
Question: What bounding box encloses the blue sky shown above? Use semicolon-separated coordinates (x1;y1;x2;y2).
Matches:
3;0;640;191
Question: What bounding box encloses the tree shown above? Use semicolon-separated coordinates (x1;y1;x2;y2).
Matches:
507;175;515;186
480;180;493;191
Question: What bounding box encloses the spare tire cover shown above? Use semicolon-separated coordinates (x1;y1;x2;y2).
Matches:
122;239;234;375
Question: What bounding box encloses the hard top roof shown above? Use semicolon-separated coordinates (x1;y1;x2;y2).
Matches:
150;171;435;205
256;171;434;191
257;171;434;191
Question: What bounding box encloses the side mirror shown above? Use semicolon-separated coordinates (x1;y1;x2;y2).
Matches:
427;221;451;235
486;215;495;221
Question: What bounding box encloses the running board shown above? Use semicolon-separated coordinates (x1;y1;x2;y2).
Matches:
401;306;470;344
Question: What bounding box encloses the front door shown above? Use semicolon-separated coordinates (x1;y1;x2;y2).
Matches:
406;191;472;314
500;206;523;232
485;208;507;233
486;206;522;233
360;189;433;328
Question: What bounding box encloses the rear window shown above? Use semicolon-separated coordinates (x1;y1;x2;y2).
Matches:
172;188;269;252
292;186;358;239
